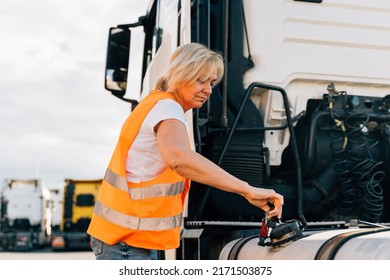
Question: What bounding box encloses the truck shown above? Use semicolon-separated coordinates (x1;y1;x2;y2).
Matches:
49;188;63;233
0;179;51;251
51;179;101;251
103;0;390;259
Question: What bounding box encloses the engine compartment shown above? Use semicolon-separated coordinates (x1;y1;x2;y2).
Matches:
282;88;390;223
188;85;390;224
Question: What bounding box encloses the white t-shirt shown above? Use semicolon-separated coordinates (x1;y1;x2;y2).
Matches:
125;99;186;183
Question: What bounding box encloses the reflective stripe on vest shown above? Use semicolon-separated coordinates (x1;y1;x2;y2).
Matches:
104;168;185;200
94;200;182;231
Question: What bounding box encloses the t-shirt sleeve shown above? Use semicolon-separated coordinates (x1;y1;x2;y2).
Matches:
145;99;187;132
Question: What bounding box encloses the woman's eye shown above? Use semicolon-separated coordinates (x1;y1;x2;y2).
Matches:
197;78;216;87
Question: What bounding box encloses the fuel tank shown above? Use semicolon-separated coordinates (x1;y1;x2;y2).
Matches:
220;227;390;260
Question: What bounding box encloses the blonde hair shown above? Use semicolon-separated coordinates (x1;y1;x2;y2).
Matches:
155;43;224;92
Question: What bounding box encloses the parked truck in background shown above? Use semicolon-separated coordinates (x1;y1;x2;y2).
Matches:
51;179;101;251
0;179;51;251
103;0;390;259
49;188;63;233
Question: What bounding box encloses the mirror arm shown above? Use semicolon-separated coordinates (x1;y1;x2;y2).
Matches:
117;16;145;29
112;91;139;109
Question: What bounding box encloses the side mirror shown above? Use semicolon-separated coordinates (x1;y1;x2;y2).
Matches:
105;27;134;102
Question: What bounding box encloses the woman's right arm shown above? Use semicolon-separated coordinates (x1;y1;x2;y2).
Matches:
156;118;283;219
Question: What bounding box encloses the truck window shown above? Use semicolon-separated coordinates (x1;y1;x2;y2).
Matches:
154;0;177;52
76;194;94;207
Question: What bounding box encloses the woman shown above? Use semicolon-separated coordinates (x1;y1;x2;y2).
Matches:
87;43;283;260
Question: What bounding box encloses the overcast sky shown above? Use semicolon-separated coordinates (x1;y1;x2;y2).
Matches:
0;0;150;189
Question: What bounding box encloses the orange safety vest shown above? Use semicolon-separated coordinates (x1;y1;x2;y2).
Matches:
87;90;191;250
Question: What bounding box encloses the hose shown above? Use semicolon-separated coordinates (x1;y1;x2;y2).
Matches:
330;111;385;222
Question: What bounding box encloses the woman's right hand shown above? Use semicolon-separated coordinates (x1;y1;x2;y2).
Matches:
244;187;284;219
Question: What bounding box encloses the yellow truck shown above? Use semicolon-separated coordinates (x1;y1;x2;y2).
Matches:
51;179;101;251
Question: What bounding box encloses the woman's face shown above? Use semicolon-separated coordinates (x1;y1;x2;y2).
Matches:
175;72;218;112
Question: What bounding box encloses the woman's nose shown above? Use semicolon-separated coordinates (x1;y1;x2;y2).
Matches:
203;83;212;94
